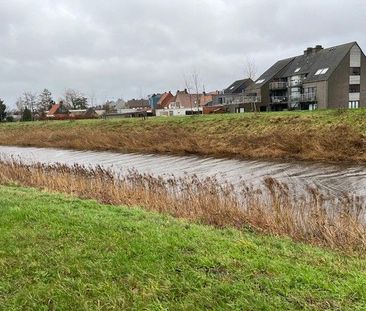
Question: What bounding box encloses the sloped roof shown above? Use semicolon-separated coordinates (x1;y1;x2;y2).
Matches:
251;42;358;88
157;92;174;108
125;99;149;109
252;57;295;89
173;91;215;108
47;104;60;116
224;78;254;94
280;42;356;82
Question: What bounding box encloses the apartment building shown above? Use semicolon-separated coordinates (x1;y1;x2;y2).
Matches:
243;42;366;111
212;78;254;113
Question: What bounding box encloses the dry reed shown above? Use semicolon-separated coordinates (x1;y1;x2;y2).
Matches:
0;118;365;162
0;158;365;252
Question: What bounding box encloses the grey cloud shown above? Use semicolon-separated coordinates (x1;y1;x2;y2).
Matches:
0;0;365;106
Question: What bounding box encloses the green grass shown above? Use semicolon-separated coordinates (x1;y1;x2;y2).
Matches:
2;108;366;130
0;186;366;310
0;108;366;163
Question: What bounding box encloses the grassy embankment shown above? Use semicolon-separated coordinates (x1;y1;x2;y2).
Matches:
0;160;364;252
0;109;366;162
1;185;366;310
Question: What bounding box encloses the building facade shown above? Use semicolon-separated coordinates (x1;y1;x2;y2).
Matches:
212;78;254;113
243;42;366;111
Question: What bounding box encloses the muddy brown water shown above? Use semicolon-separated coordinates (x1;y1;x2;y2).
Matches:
0;146;365;199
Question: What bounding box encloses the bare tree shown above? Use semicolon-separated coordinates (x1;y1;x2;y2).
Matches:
15;97;26;113
64;89;88;110
244;57;258;112
183;73;193;112
192;70;201;110
244;56;257;80
16;92;37;120
183;69;203;114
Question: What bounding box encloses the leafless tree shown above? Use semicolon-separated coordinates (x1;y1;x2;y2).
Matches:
244;57;257;80
63;89;88;109
192;70;201;110
183;73;193;112
15;97;26;113
184;69;203;113
244;57;258;112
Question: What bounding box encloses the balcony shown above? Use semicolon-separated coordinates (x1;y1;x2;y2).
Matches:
271;96;288;104
300;93;317;102
243;96;262;104
269;81;288;90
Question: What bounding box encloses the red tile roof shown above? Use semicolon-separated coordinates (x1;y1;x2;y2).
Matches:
47;104;60;116
157;92;174;109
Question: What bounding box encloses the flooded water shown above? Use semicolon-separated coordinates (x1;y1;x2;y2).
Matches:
0;145;365;198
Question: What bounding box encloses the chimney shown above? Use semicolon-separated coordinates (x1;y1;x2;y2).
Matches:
304;47;314;55
314;45;323;53
304;45;324;55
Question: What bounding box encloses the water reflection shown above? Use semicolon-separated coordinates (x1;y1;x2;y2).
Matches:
0;146;365;198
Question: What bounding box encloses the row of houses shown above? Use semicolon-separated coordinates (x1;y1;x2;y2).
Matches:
40;41;366;120
145;41;366;115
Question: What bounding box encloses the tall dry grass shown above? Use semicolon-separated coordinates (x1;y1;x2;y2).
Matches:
0;118;365;162
0;159;365;252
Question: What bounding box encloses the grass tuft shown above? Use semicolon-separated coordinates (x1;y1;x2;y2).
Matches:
1;186;366;310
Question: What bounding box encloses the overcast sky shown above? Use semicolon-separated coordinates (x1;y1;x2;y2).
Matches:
0;0;365;107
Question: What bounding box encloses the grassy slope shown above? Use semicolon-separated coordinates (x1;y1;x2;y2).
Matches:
0;109;366;162
0;186;366;310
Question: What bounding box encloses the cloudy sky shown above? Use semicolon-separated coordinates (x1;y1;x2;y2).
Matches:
0;0;365;107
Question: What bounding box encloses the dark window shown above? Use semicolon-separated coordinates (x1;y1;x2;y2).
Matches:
350;67;361;75
304;87;317;94
349;84;360;93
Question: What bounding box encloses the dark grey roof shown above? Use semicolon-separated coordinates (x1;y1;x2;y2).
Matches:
249;42;359;90
224;78;254;94
279;42;356;82
125;99;149;109
250;57;295;89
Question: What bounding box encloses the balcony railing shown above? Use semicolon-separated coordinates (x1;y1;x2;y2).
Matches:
269;82;288;90
289;94;317;102
271;96;288;104
243;96;262;103
300;93;317;102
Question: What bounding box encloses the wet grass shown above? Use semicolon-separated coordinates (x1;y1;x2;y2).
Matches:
0;159;365;252
1;185;366;310
0;109;365;162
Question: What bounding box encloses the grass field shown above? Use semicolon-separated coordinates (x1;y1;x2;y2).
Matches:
0;109;365;162
1;185;366;310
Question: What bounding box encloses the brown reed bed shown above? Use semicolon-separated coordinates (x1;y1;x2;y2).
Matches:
0;158;365;252
0;110;365;163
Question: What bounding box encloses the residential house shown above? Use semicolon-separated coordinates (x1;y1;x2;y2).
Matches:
155;90;216;117
243;42;366;111
125;99;150;109
46;104;98;120
212;78;254;113
148;94;162;110
104;98;152;119
156;92;174;109
46;103;70;119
